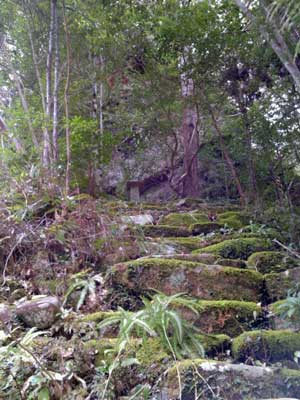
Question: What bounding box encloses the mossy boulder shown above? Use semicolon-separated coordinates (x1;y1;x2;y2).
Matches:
143;225;191;237
182;300;263;337
160;212;209;226
110;258;263;301
264;267;300;303
247;251;297;274
218;211;249;229
166;359;300;400
194;237;272;260
232;330;300;362
152;253;219;264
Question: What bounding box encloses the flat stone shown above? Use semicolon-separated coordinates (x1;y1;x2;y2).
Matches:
16;296;61;329
121;214;153;226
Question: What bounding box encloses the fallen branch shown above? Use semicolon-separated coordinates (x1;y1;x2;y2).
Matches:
273;238;300;259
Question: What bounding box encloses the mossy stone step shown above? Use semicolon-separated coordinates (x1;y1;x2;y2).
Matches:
166;359;300;400
265;267;300;303
110;258;263;301
182;300;263;337
143;224;192;237
83;333;230;366
247;251;298;274
232;330;300;363
193;237;273;260
160;210;248;230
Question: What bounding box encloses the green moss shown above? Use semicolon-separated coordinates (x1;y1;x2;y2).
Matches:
198;333;230;355
247;251;294;274
218;211;249;229
135;338;169;366
194;238;272;259
143;224;191;237
232;330;300;362
79;311;122;323
161;212;209;226
111;258;263;302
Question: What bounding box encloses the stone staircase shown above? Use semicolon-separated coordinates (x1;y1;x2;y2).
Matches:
95;202;300;399
1;199;300;399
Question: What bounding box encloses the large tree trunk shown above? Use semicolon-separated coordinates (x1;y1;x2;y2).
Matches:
180;66;201;198
234;0;300;93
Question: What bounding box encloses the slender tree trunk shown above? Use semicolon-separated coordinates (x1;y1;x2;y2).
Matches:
63;0;71;194
238;98;260;206
9;66;39;148
52;0;59;162
234;0;300;92
209;108;246;207
45;0;56;164
26;12;51;168
180;61;201;198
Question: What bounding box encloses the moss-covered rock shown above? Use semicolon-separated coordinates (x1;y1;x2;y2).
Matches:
218;211;249;229
166;359;300;399
247;251;297;274
191;222;222;235
194;237;272;259
264;267;300;303
232;330;300;362
143;224;191;237
110;258;263;301
182;300;262;337
160;212;209;226
151;253;219;264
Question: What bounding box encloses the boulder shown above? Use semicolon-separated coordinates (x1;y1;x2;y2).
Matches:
232;330;300;363
110;258;263;301
121;214;154;226
166;359;300;399
16;296;61;329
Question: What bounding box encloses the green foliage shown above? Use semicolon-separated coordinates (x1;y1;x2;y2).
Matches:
98;292;204;360
64;272;103;311
278;287;300;323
